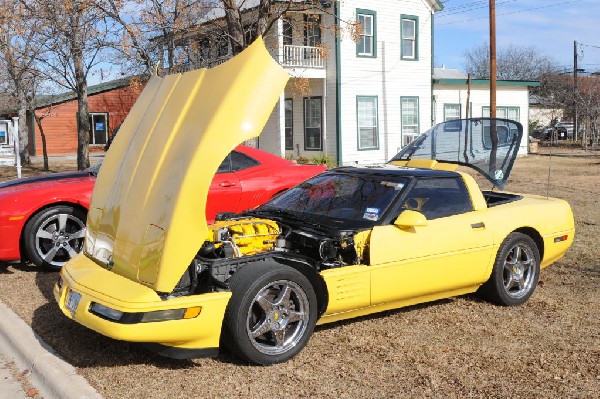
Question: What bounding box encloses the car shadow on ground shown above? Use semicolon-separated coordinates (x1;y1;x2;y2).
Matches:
0;261;38;274
29;266;485;369
30;267;203;370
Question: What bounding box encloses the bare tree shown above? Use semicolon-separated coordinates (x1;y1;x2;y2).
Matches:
464;42;559;80
27;0;111;170
92;0;213;75
0;0;46;165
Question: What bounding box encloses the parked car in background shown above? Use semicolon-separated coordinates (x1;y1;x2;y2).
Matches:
0;146;325;270
555;121;574;140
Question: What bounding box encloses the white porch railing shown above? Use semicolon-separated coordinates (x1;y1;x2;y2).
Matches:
281;45;324;68
164;45;324;75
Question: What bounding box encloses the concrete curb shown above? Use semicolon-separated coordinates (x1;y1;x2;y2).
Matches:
0;301;103;399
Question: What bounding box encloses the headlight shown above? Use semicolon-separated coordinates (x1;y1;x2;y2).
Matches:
89;303;201;323
89;303;124;321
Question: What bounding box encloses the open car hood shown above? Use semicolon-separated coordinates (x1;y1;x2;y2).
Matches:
84;38;289;293
390;118;523;189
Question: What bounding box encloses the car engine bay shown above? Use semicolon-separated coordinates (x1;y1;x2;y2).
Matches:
170;216;369;297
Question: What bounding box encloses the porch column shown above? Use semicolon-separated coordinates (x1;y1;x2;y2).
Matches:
277;18;284;64
12;117;21;178
278;93;285;157
277;17;286;157
322;78;327;156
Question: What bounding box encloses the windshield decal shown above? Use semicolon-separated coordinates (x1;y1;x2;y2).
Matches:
363;207;380;221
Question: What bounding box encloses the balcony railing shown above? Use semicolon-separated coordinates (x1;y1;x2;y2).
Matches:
281;45;325;68
164;45;324;75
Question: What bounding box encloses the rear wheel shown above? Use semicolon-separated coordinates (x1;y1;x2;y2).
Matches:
480;232;540;306
23;205;87;271
222;261;317;365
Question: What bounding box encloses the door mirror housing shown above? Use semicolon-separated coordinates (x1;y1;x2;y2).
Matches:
394;210;428;228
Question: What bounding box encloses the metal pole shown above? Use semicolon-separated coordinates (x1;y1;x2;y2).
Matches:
12;117;21;178
574;40;578;141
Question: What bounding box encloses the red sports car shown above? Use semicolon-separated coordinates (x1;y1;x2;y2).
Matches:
0;146;325;270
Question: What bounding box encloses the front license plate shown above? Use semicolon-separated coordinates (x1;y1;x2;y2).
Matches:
66;290;82;315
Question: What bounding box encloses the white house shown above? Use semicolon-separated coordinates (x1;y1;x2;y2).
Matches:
258;0;443;165
161;0;443;166
432;67;540;155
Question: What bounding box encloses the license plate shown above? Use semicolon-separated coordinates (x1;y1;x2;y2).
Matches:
66;290;82;315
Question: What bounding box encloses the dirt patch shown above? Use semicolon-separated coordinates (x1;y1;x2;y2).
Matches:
0;154;598;398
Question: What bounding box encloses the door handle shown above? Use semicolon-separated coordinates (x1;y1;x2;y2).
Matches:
471;222;485;229
219;181;236;187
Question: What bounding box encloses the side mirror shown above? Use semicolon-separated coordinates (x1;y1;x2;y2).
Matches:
394;210;428;228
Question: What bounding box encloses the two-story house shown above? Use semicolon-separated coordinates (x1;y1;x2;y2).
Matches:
162;0;443;166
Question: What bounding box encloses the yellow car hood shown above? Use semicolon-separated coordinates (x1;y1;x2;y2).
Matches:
84;38;289;293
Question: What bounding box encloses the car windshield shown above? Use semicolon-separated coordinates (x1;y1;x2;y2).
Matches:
391;118;522;189
255;171;409;229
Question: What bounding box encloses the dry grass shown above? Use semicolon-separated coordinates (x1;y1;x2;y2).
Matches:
0;154;599;399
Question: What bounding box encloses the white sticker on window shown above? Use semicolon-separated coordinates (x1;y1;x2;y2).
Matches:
363;212;379;221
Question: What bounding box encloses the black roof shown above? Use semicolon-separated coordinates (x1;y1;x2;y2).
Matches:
331;165;459;178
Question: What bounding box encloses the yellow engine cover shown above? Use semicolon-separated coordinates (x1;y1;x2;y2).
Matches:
206;218;280;256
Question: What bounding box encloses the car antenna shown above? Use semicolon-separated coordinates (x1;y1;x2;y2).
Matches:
546;142;553;198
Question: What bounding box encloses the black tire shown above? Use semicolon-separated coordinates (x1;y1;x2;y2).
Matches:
479;232;540;306
23;205;87;271
222;261;318;365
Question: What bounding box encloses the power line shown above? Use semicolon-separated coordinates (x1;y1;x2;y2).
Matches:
436;0;580;26
437;0;518;18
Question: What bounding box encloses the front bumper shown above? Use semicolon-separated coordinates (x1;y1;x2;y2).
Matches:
0;217;25;260
54;254;232;357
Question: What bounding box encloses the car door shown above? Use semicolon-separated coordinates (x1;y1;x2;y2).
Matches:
206;153;241;221
368;177;494;304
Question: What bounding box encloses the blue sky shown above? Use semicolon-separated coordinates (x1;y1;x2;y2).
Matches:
434;0;600;74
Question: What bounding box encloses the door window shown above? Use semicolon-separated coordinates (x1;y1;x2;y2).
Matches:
402;177;473;220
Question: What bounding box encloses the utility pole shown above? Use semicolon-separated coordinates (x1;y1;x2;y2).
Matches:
489;0;496;119
574;40;578;141
489;0;498;175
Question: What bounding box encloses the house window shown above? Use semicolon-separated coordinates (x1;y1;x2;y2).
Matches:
401;15;418;60
444;104;461;121
443;104;462;132
482;106;520;122
357;96;378;150
304;97;322;150
401;97;419;147
283;19;293;46
89;113;109;145
356;9;376;57
304;14;321;46
285;99;293;150
0;121;9;145
218;38;229;58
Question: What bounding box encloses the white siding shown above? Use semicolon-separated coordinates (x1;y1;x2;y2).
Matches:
337;0;435;165
260;1;437;165
433;84;532;155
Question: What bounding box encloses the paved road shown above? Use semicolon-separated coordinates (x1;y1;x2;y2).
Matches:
0;351;38;399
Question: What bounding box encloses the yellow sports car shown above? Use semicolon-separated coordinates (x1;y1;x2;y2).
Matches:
54;38;574;365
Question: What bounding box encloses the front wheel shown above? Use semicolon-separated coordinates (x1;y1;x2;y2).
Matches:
22;205;87;271
479;232;540;306
222;261;317;365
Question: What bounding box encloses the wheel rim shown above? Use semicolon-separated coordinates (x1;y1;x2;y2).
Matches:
34;213;86;267
502;244;536;299
246;279;310;356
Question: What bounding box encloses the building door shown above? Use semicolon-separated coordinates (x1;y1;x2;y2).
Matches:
89;113;108;145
